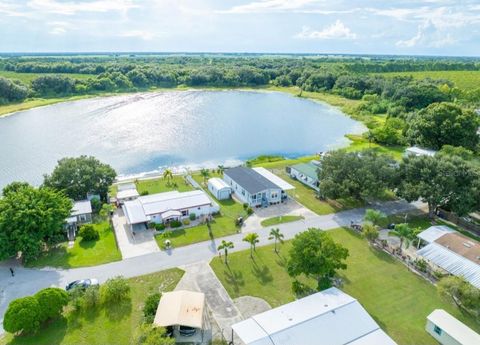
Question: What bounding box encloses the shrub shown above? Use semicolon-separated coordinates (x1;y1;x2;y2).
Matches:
155;223;166;231
189;213;196;220
148;222;156;229
182;219;190;226
140;190;149;196
414;258;428;273
100;276;131;304
79;224;100;241
243;203;248;210
82;286;100;309
137;324;175;345
90;197;102;213
246;207;253;215
3;296;41;334
170;220;182;228
67;287;85;311
34;287;68;322
143;292;161;323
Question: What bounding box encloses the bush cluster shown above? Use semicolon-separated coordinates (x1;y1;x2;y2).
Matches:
79;224;100;241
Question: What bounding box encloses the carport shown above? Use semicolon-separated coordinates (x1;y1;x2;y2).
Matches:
154;290;207;344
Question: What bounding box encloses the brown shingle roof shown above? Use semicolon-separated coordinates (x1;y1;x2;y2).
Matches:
435;232;480;264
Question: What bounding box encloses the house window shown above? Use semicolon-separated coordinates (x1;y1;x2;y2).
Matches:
252;194;256;200
79;214;87;222
181;210;188;216
433;326;442;336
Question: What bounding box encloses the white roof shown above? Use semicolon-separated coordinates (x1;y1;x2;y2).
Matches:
71;200;92;216
405;146;437;157
208;177;231;191
116;188;140;200
418;225;455;243
117;182;137;192
252;167;295;191
123;190;214;225
417;243;480;288
232;287;397;345
427;309;480;345
154;290;205;329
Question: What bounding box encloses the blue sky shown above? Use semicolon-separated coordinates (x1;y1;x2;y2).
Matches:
0;0;479;56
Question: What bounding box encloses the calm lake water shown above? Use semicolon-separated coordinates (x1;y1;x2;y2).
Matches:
0;90;365;188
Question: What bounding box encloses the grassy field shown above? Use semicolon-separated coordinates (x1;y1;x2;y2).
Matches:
210;227;480;345
0;269;184;345
26;222;121;268
344;134;406;161
155;215;239;248
0;71;93;84
260;215;304;227
135;175;194;195
376;70;480;90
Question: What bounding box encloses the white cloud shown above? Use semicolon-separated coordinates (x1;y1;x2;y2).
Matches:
119;30;157;41
220;0;323;14
396;20;456;48
47;21;72;35
27;0;138;15
295;20;357;40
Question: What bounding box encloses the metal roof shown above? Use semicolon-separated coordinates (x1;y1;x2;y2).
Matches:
232;287;397;345
427;309;480;345
117;188;139;200
117;182;137;192
417;243;480;288
123;190;216;225
208;177;231;191
71;200;92;216
224;166;279;194
290;162;319;180
418;225;455;243
252;167;295;191
154;290;205;329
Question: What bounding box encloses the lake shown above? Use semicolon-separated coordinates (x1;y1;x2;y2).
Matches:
0;90;365;188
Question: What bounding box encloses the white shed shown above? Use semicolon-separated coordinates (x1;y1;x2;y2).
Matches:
426;309;480;345
207;177;231;200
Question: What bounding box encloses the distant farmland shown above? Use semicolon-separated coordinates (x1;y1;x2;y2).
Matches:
375;70;480;90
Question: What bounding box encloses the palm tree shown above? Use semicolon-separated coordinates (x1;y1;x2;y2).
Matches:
389;223;419;255
364;209;386;227
217;165;225;176
362;222;379;243
200;168;210;184
163;169;173;186
268;228;284;253
217;240;234;264
243;233;260;259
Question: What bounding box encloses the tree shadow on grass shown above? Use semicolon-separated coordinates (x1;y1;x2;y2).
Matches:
104;299;132;322
368;246;397;264
274;252;288;268
251;260;273;284
7;317;68;345
79;239;98;250
223;266;245;294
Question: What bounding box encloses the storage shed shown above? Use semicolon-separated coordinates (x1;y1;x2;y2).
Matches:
207;177;231;200
426;309;480;345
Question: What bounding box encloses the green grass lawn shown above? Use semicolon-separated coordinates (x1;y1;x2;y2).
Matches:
155;215;239;248
26;222;121;268
210;228;480;345
0;71;93;84
260;215;304;227
376;70;480;90
344;134;406;161
135;175;194;195
0;269;184;345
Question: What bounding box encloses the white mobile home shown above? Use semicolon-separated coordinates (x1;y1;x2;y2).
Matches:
426;309;480;345
223;166;294;207
207;177;231;200
65;200;93;240
116;182;139;204
122;190;219;229
232;287;397;345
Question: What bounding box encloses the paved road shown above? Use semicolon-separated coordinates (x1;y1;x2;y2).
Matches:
0;200;422;333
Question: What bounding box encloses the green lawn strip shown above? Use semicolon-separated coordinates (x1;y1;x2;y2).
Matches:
135;175;194;195
260;215;304;227
0;269;184;345
26;222;121;269
375;70;480;90
0;71;94;84
344;134;406;161
210;228;480;345
155;216;239;249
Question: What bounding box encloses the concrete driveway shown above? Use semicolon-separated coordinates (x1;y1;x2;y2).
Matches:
242;197;317;232
112;209;160;259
